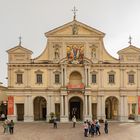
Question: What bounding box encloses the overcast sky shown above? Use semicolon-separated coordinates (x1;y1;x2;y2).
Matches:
0;0;140;85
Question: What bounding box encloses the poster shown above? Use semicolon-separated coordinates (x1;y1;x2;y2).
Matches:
8;96;14;115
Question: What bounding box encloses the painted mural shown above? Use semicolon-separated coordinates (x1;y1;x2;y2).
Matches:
67;44;84;64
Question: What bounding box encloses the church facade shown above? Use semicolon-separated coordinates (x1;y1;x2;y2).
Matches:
6;18;140;122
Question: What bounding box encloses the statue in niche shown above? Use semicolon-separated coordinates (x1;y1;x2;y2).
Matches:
72;24;78;35
91;48;96;59
54;48;59;59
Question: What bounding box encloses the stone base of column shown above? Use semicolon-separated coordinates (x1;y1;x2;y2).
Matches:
135;115;140;122
84;115;92;121
24;116;34;122
60;116;69;122
119;116;128;122
7;115;17;121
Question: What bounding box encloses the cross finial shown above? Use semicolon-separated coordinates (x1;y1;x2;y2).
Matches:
128;35;132;45
18;36;22;46
72;6;78;20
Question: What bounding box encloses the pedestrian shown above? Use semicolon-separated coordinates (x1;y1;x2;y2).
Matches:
83;121;88;137
2;121;6;134
96;120;101;136
90;121;96;137
1;113;5;121
53;116;57;128
9;120;15;134
104;120;108;134
72;115;76;128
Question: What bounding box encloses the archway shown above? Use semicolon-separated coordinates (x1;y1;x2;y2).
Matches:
105;96;119;120
69;71;82;85
34;96;47;121
69;96;83;121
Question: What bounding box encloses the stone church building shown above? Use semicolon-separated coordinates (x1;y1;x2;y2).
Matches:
6;16;140;122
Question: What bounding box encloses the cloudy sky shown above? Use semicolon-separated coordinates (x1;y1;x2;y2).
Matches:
0;0;140;85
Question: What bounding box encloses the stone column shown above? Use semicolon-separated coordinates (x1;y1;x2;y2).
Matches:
24;96;28;116
124;96;128;120
24;96;33;122
101;95;105;120
84;66;87;87
65;95;68;117
119;95;128;121
60;94;68;122
85;95;88;116
48;69;53;88
64;66;67;86
25;68;31;88
8;68;14;87
120;68;125;89
84;94;92;121
98;69;104;89
137;68;140;88
29;96;33;117
47;95;51;122
60;95;64;117
51;96;55;113
61;65;66;87
136;68;140;121
97;95;105;120
89;95;92;117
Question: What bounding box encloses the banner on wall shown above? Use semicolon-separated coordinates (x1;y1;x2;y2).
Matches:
8;96;14;115
138;96;140;114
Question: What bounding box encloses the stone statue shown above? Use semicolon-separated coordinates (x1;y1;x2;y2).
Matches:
91;48;96;59
54;48;59;59
72;24;78;35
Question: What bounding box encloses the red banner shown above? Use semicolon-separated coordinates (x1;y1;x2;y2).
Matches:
67;83;84;89
138;96;140;114
8;96;14;115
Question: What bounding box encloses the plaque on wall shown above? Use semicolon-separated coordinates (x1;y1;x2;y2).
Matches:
66;44;84;64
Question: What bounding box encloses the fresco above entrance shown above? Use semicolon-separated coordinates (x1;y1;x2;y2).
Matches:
67;44;84;64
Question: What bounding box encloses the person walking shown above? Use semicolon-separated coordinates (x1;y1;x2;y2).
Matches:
72;115;76;128
96;120;101;136
9;120;15;134
53;116;57;128
83;121;88;137
104;120;108;134
1;113;5;121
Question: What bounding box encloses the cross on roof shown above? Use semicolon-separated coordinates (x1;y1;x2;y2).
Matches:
72;6;78;20
128;36;132;45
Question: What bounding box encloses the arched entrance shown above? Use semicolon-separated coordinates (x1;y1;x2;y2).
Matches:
105;96;119;120
34;96;47;121
69;96;83;121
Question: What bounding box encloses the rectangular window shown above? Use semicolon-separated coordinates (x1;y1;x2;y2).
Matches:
55;74;60;84
17;74;23;84
129;74;134;84
109;74;115;83
36;74;42;84
92;74;96;83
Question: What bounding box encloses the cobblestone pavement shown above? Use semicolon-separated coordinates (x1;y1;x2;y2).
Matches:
0;122;140;140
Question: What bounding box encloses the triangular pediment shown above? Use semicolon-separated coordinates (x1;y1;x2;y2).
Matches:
7;45;32;54
118;45;140;54
45;20;105;37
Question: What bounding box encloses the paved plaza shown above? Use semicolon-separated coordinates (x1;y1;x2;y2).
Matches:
0;122;140;140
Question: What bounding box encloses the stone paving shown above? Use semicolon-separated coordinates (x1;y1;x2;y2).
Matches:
0;122;140;140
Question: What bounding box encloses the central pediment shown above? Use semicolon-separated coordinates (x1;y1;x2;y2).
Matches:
45;20;105;37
